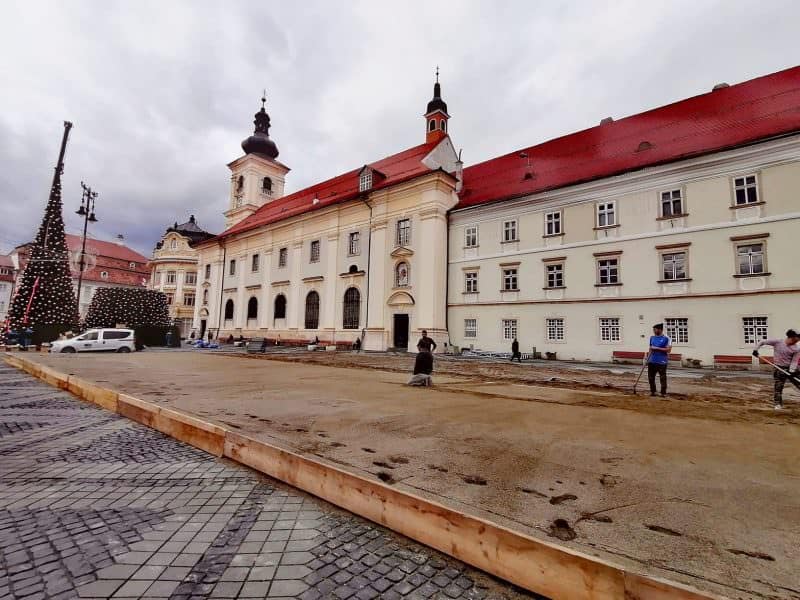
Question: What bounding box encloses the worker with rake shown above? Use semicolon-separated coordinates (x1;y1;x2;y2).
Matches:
646;323;672;397
753;329;800;410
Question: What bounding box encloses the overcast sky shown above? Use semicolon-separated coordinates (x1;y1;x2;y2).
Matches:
1;0;798;257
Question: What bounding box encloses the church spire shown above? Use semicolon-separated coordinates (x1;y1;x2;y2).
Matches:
241;92;279;159
425;68;450;143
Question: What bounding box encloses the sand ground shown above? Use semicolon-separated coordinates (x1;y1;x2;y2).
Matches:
20;351;800;599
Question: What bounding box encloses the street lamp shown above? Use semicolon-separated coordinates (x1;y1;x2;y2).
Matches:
75;182;98;311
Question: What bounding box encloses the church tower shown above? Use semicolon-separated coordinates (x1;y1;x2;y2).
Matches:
225;94;290;229
424;69;450;144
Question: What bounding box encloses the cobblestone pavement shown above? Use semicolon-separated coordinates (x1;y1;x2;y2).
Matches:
0;362;536;600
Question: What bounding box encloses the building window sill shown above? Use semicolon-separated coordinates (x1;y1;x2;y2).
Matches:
463;245;479;250
594;282;623;287
733;272;771;278
500;239;519;244
657;278;693;284
593;224;620;231
656;213;689;221
463;291;479;295
729;201;765;210
500;289;519;293
542;233;564;239
542;286;566;290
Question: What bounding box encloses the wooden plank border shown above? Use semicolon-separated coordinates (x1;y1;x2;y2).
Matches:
1;354;725;600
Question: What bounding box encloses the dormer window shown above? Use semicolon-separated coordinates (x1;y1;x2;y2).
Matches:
359;169;373;192
170;240;178;250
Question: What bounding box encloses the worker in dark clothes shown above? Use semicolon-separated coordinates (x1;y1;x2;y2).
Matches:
510;337;521;362
416;330;437;353
409;330;436;386
647;323;672;397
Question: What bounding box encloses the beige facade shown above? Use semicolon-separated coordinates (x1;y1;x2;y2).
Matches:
448;135;800;365
150;230;203;338
194;140;459;350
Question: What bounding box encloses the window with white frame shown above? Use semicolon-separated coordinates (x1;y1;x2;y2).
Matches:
664;317;689;345
359;169;372;192
170;239;178;250
185;271;197;285
310;240;320;263
599;317;621;342
166;271;177;284
183;293;196;307
204;264;211;280
251;254;260;272
348;231;360;255
502;319;517;341
546;318;564;341
660;189;683;217
597;258;619;285
545;211;562;236
278;247;288;268
464;318;477;338
129;262;136;269
597;202;616;227
464;271;478;293
396;219;411;246
230;260;238;276
464;225;478;248
165;292;174;305
733;175;759;206
546;263;564;288
502;220;518;242
661;251;687;280
502;268;518;291
736;243;765;275
742;316;768;345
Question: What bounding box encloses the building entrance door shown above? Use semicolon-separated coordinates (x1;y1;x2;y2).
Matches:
199;319;207;340
393;314;409;349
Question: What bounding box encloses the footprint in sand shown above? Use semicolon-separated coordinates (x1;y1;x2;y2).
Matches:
377;472;396;484
549;494;578;505
362;447;376;454
427;464;448;473
329;442;346;448
727;549;774;561
645;524;682;536
389;455;409;464
462;475;487;486
548;519;576;541
373;461;395;469
517;487;547;498
599;474;621;487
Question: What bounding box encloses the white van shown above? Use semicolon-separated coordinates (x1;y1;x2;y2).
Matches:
50;328;135;353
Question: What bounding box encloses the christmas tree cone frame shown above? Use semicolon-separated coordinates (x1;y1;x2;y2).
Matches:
2;353;724;600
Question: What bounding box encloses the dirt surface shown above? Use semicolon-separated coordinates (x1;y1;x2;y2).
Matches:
21;351;800;599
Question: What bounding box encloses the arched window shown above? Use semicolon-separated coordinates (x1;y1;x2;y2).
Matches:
262;177;272;192
395;262;409;287
428;119;436;132
304;291;320;330
343;288;360;329
237;175;244;191
247;297;258;320
224;299;234;320
274;294;286;320
441;119;447;132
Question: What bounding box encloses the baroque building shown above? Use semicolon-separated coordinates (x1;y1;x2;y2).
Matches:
150;216;215;338
196;66;800;364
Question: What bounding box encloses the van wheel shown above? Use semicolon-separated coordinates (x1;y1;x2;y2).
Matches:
61;347;76;353
117;346;131;353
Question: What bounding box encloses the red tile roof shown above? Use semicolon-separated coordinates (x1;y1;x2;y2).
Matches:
65;235;149;264
217;140;442;239
457;65;800;210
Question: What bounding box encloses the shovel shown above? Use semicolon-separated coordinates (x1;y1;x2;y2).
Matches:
756;354;800;391
632;352;650;395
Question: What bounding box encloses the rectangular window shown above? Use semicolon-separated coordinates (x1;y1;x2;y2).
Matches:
165;271;176;285
743;316;768;345
278;247;288;268
546;263;564;288
734;175;759;206
597;258;619;285
661;251;687;280
502;220;518;242
359;170;372;192
204;264;211;280
396;219;411;246
502;319;517;341
228;259;236;276
660;189;683;217
737;243;764;275
544;211;562;236
185;271;197;285
165;293;174;305
664;317;689;345
464;271;478;293
599;317;621;342
597;202;616;227
464;225;478;248
310;240;320;263
183;293;196;307
251;254;260;272
348;231;360;255
546;318;565;342
502;268;518;291
464;319;477;338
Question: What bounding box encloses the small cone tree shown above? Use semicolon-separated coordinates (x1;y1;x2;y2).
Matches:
84;288;170;346
7;125;79;342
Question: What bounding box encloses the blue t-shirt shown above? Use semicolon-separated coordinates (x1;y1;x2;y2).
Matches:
648;335;671;365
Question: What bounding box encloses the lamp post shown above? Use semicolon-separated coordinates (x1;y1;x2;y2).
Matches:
75;182;98;312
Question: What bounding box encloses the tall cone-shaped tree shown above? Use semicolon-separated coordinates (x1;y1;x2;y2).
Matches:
7;122;80;341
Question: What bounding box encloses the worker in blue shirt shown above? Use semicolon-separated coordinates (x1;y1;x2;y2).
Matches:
647;323;672;397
